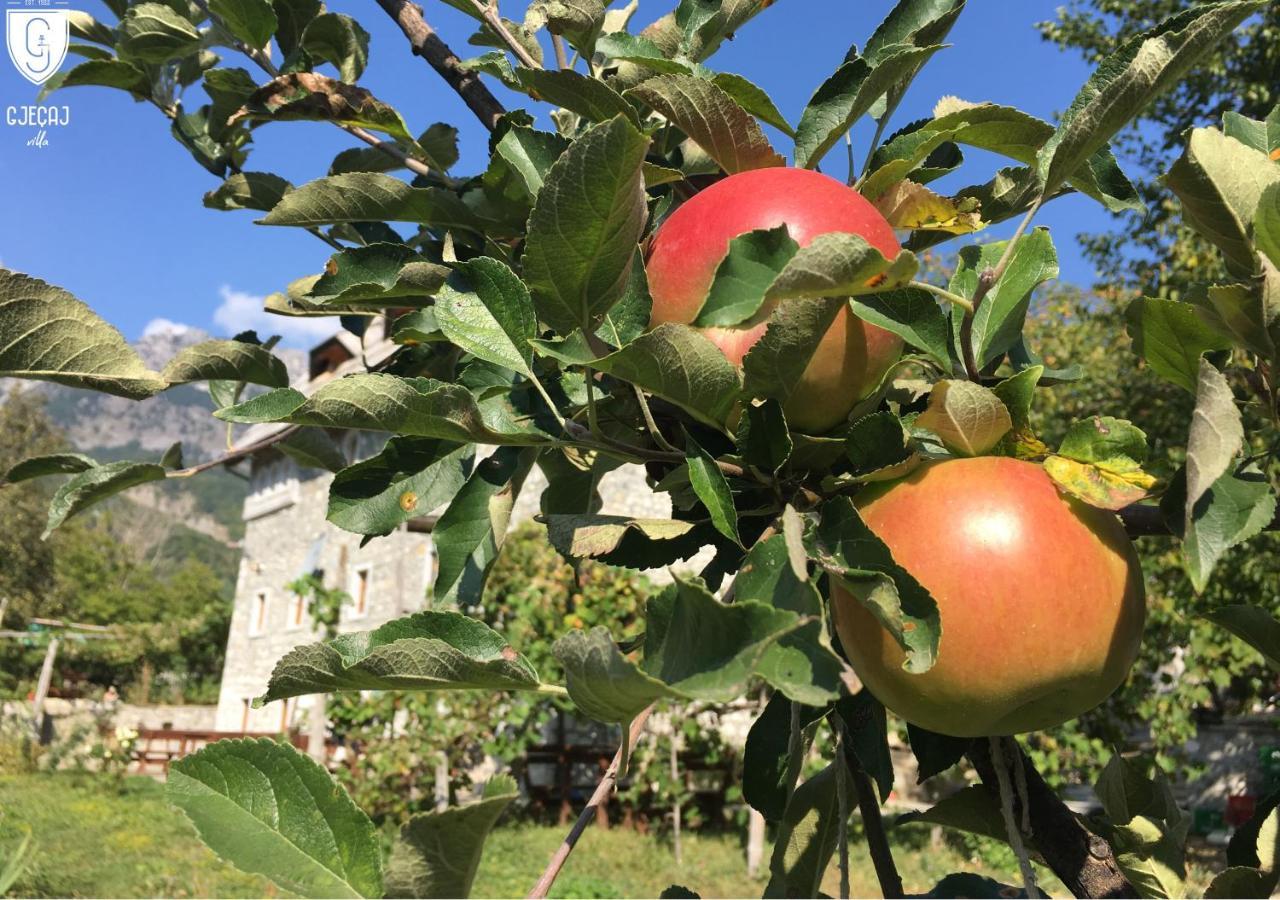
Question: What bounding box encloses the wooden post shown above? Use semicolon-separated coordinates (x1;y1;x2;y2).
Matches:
32;636;59;743
670;721;683;866
746;808;766;879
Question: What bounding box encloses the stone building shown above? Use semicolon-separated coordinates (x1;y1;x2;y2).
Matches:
213;324;689;732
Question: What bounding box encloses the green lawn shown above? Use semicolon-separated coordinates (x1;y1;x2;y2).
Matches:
0;772;1066;898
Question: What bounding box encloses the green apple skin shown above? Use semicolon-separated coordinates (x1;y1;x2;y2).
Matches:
645;167;903;434
831;456;1146;737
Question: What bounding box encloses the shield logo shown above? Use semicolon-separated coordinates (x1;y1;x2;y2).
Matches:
7;9;69;86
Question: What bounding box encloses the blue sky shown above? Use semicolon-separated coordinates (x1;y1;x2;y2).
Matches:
0;0;1133;347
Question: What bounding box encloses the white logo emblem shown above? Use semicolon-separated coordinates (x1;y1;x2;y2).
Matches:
7;9;69;86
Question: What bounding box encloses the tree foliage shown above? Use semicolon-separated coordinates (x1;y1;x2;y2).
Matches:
2;0;1278;897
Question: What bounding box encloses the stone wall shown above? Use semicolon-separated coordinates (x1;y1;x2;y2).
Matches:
215;445;709;732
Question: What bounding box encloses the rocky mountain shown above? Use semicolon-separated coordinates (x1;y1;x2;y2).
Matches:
4;324;309;542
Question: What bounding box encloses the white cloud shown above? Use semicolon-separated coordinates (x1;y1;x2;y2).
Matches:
212;285;338;348
142;317;192;337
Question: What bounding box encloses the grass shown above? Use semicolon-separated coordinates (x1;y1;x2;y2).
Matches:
0;771;1148;898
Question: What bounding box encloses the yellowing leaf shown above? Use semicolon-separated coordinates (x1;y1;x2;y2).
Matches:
1044;455;1156;510
873;180;983;234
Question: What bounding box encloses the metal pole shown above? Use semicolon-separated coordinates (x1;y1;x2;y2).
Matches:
32;636;60;743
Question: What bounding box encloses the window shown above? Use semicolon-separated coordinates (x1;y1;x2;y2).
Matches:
249;590;268;637
348;565;371;620
288;593;307;631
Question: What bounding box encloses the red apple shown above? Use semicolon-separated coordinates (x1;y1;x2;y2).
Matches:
831;457;1146;737
645;167;903;434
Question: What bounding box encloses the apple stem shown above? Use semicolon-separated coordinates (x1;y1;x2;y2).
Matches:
989;735;1042;899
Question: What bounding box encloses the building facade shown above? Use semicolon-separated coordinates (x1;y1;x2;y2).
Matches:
213;327;690;732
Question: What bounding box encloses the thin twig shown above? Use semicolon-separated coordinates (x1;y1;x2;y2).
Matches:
552;32;570;70
373;0;507;131
959;197;1044;380
470;0;541;69
527;706;655;899
832;713;851;900
632;386;680;453
168;424;302;478
909;280;974;314
990;736;1041;899
846;747;904;898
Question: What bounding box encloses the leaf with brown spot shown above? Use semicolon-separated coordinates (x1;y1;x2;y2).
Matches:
230;72;422;153
873;180;983;234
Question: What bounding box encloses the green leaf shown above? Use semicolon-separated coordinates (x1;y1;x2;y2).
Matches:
118;2;201;63
991;365;1042;437
3;452;96;484
543;514;702;564
231;73;417;146
951;228;1058;367
210;0;277;48
301;12;369;83
735;400;792;474
278;427;348;472
1125;297;1234;394
1205;867;1274;899
1113;815;1189;900
838;689;895;802
257;611;541;704
46;59;151;96
523;116;649;335
795;44;944;170
684;433;741;546
272;0;322;55
766;234;917;302
1177;467;1277;591
539;0;607;55
743;693;826;821
849;288;952;369
871;103;1143;215
915;380;1012;457
435;258;537;377
810;498;941;674
895;785;1008;844
763;762;852;899
694;227;799;328
1257;181;1280;272
161;339;289;387
261;173;483;232
596;252;652;348
643;578;806;703
167;739;382;899
0;269;166;399
1165;126;1280;278
1185;358;1245;534
515;68;637;124
593;324;743;427
1037;1;1266;201
710;73;793;137
916;873;1025;898
1202;605;1280;671
385;776;518;900
845;411;915;478
552;627;673;723
204;172;294;212
628;74;784;174
307;243;450;308
215;374;556;445
483;124;568;207
741;298;844;409
907;724;972;782
44;461;167;537
433;447;538;604
327;437;471;537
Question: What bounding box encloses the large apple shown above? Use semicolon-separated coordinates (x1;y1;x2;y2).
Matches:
831;456;1146;737
645;167;902;434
